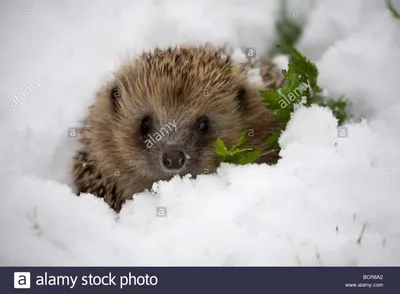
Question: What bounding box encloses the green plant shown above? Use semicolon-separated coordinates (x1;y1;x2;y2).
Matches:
215;0;353;166
216;46;351;164
215;131;261;165
386;0;400;19
268;0;303;58
319;96;349;125
357;222;368;245
261;46;351;149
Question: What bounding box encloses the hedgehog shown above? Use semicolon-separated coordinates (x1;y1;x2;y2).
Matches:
71;45;285;212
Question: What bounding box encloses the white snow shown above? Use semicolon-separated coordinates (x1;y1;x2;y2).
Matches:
0;0;399;265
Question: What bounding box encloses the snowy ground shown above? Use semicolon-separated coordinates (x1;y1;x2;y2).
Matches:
1;0;399;265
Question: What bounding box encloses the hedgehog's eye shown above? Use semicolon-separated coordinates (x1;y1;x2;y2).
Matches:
196;116;209;133
140;116;152;136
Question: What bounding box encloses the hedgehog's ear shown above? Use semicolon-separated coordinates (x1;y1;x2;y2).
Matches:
235;86;249;111
110;86;122;111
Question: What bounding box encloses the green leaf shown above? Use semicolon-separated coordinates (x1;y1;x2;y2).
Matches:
274;107;292;121
231;131;247;150
320;96;352;125
386;0;400;19
231;148;254;155
268;0;303;57
215;131;261;165
215;138;229;156
260;90;282;110
278;45;321;95
266;132;281;150
237;149;261;165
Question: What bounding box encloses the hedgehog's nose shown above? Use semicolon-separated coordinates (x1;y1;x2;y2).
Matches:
162;150;185;170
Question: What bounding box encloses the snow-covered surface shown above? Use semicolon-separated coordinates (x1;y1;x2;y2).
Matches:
1;0;399;265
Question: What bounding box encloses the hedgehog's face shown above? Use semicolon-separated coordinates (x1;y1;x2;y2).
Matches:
102;72;254;184
107;85;248;183
127;112;223;181
92;48;268;187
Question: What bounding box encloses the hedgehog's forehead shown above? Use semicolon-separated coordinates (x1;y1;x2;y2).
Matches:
146;88;235;121
132;58;239;108
138;80;237;125
119;47;243;120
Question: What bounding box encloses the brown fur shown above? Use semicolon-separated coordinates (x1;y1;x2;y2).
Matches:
72;45;285;212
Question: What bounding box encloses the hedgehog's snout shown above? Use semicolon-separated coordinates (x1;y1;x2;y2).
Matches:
162;149;186;170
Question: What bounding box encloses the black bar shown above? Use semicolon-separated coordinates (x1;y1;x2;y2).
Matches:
2;267;398;293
